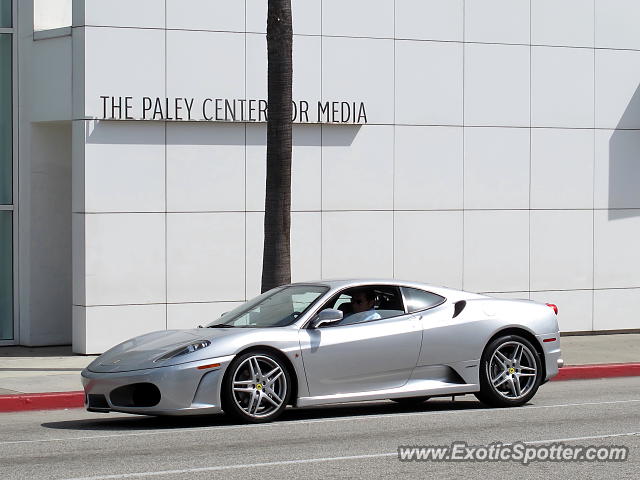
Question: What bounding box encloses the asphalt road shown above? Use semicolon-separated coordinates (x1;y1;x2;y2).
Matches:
1;377;638;479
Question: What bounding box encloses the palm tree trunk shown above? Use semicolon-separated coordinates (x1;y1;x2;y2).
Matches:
261;0;293;293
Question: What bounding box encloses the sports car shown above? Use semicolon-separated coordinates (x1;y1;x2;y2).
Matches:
81;279;563;423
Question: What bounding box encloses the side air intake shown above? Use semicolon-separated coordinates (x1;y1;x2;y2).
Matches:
453;300;466;318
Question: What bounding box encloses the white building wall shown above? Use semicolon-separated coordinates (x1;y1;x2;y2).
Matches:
33;0;71;31
67;0;640;353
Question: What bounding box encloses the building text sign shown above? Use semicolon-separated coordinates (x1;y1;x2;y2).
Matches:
99;96;368;124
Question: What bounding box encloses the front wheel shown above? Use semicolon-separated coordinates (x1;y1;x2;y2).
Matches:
475;335;542;407
222;351;291;423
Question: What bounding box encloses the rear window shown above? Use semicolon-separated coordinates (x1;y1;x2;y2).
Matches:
401;287;445;313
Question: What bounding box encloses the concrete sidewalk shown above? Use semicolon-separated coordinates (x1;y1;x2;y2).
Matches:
0;346;96;395
0;334;639;396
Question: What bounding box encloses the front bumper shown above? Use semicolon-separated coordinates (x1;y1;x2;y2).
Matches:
81;355;234;416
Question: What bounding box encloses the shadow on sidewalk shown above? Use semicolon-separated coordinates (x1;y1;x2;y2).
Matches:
0;368;84;372
41;397;488;432
0;346;81;358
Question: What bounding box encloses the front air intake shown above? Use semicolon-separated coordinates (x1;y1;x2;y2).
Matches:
109;383;161;408
87;394;109;410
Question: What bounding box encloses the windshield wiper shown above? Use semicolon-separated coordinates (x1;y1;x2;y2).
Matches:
207;324;236;328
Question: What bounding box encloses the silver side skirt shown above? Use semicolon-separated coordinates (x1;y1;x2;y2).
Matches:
296;379;480;407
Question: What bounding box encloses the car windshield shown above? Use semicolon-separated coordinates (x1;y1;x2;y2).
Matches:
206;285;329;328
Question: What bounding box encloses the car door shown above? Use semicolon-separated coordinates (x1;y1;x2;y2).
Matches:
401;287;477;369
298;297;422;397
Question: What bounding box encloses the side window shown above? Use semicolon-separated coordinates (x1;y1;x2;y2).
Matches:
333;294;352;312
318;286;406;326
402;287;445;313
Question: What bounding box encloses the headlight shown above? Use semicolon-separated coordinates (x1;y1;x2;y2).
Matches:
154;340;211;362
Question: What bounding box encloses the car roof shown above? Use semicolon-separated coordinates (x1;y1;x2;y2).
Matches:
288;279;480;300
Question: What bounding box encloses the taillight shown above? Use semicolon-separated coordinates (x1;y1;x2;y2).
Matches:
546;303;558;315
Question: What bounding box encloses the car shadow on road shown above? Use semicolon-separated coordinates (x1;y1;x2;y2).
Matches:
41;397;490;432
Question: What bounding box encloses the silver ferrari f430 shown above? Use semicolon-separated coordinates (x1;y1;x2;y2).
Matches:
81;279;563;423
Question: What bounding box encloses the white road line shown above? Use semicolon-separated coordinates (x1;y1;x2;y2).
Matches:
1;398;639;446
525;431;640;445
62;453;399;480
60;431;640;480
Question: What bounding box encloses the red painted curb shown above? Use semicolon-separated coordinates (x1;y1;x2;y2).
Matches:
552;363;640;381
0;391;84;413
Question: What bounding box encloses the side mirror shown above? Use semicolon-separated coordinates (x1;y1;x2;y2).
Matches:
310;308;343;329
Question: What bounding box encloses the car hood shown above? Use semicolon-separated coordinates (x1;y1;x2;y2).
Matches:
86;329;241;373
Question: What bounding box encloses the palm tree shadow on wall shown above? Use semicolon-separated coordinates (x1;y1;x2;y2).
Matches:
608;83;640;220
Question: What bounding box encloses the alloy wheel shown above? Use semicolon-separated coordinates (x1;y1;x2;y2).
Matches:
487;341;538;400
231;354;288;419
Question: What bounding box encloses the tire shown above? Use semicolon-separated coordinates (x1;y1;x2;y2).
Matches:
390;396;430;405
475;334;543;408
222;350;291;423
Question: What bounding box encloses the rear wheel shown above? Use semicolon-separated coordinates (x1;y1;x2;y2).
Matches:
475;335;542;407
390;396;430;405
222;350;291;423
